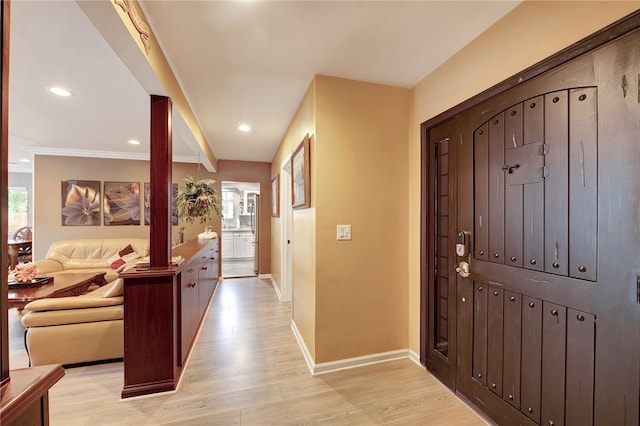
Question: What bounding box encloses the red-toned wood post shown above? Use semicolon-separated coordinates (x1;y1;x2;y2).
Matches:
149;95;172;268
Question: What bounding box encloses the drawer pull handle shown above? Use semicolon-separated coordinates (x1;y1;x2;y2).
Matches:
188;282;196;288
201;266;208;271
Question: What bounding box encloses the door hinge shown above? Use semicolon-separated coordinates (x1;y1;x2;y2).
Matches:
541;165;549;178
539;143;549;155
637;276;640;304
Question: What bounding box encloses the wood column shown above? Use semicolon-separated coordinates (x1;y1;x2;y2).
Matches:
149;95;172;268
1;0;10;385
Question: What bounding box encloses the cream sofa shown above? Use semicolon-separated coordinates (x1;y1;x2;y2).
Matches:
33;238;150;283
20;238;149;366
21;279;125;366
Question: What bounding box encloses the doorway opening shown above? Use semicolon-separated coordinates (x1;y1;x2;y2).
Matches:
221;181;260;278
280;160;293;301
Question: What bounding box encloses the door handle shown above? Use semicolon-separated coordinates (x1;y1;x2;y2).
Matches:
456;261;470;278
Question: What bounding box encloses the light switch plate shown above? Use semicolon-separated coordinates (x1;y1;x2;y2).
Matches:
337;224;351;241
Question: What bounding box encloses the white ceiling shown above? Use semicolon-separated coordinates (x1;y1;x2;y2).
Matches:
8;0;521;172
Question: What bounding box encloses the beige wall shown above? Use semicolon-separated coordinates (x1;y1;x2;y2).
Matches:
314;76;409;362
271;79;317;358
407;2;639;353
34;155;151;259
271;76;410;363
34;156;271;273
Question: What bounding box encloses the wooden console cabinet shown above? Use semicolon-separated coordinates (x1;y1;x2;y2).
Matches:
0;365;65;426
120;238;219;398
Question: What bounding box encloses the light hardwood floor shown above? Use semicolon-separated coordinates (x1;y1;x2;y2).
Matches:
222;259;256;278
9;277;490;425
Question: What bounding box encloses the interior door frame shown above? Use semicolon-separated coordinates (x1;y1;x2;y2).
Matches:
420;6;640;388
280;158;293;301
420;118;458;389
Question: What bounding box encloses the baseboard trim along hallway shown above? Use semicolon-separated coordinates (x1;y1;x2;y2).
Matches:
291;319;416;376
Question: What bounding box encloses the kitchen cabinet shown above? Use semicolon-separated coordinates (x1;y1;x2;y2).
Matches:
234;231;255;258
222;230;255;259
222;235;234;259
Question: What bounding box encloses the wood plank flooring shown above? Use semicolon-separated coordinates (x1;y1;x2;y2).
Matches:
222;259;256;278
9;277;489;425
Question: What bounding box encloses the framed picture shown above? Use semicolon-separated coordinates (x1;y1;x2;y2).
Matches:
144;182;178;225
271;174;280;217
61;180;101;226
103;181;141;226
292;134;311;209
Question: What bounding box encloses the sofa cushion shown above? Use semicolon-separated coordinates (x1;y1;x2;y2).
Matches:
108;245;140;270
45;239;149;270
102;278;124;298
23;295;123;312
21;305;123;327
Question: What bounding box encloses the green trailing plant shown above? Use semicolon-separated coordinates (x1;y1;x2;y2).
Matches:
175;176;222;224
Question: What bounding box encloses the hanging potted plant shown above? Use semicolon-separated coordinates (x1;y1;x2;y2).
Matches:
175;176;222;224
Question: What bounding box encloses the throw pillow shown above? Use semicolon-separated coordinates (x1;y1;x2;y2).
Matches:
103;278;124;298
108;244;139;270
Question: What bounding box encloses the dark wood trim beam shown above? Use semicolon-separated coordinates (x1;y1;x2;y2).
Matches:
149;95;172;268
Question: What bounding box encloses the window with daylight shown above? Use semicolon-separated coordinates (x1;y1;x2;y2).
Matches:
8;187;29;236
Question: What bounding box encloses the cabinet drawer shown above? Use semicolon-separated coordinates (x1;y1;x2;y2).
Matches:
181;264;199;289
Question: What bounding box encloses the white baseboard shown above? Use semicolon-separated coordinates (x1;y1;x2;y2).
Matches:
289;321;414;376
258;273;271;280
408;349;424;369
313;349;410;376
266;275;284;301
290;320;315;375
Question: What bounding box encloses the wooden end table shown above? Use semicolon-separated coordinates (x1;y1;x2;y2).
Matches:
7;272;107;311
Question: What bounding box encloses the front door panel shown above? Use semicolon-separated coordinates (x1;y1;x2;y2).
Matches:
424;18;640;426
460;86;601;424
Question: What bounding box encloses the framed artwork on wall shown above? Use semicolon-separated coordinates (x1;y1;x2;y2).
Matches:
271;174;280;217
144;182;178;225
61;180;101;226
292;134;311;209
103;181;141;226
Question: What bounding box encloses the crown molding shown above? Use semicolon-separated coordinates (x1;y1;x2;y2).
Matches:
25;146;198;164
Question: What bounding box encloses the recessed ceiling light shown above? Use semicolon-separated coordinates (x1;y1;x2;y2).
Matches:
47;87;73;97
128;139;141;145
19;158;31;163
238;124;251;132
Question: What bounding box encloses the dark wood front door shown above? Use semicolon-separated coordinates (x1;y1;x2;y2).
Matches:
422;15;640;426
